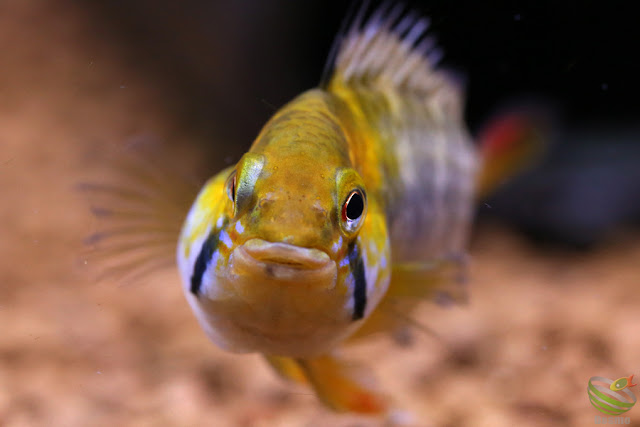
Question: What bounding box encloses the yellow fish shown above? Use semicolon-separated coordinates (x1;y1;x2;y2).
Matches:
176;4;477;414
611;375;637;391
85;3;544;416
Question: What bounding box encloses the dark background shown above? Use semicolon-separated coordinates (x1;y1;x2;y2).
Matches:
84;0;640;246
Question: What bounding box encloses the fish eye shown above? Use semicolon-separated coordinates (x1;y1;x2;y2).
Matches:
226;171;236;203
335;169;366;234
342;189;365;222
225;154;264;216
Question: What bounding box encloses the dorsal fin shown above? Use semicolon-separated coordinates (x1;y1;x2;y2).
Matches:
322;3;477;264
325;2;452;99
318;0;367;88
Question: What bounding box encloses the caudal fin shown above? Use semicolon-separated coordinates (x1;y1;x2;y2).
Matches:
475;107;553;200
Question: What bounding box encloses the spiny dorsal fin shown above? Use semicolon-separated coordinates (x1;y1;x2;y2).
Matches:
326;2;455;101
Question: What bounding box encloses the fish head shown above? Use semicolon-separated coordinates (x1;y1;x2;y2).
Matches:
177;94;389;357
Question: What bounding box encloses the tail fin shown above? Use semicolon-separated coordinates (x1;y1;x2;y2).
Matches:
475;106;553;200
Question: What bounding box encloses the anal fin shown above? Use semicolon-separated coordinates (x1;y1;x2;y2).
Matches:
267;354;386;414
296;355;387;414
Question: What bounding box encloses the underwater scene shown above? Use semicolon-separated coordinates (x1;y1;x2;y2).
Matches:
1;1;638;426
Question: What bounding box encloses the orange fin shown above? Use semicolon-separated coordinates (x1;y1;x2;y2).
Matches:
475;108;552;200
295;355;387;414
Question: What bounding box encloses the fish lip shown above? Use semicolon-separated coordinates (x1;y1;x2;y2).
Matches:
240;238;331;269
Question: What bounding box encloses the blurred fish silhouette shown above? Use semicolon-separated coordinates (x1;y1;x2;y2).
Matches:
82;2;546;415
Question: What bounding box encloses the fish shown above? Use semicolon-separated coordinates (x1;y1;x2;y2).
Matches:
83;2;546;416
611;375;637;391
175;3;477;414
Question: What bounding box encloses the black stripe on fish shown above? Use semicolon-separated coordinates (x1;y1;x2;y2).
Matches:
190;227;223;296
348;240;367;320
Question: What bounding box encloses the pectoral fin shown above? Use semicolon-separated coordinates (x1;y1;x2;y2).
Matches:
388;255;468;305
349;256;467;341
79;143;202;284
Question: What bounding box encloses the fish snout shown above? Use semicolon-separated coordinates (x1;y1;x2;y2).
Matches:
242;238;330;269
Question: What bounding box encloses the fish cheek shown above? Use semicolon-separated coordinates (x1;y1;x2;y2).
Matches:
242;206;263;232
320;225;333;243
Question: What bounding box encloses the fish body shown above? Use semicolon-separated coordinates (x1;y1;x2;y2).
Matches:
176;4;477;413
82;2;546;415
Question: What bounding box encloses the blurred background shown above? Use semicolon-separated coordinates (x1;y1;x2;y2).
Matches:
1;1;638;426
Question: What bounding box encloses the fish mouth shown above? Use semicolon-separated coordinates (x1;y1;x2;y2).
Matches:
232;238;336;285
212;239;342;354
241;238;331;269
